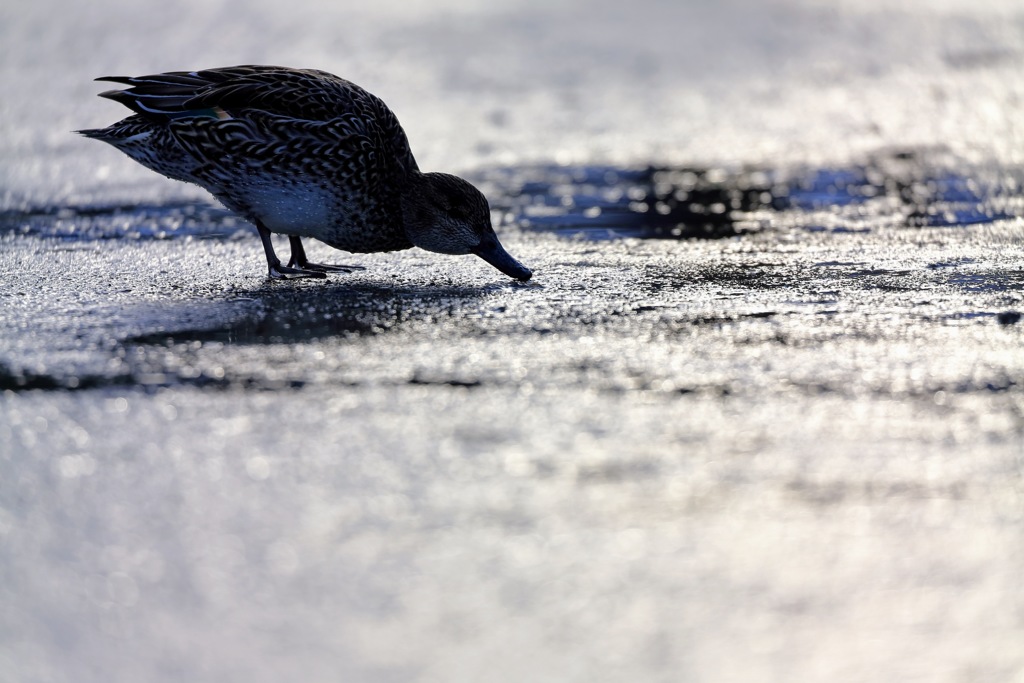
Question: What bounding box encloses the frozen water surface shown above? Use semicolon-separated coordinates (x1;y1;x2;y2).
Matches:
2;0;1024;682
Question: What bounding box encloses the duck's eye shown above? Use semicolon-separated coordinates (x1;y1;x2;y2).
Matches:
432;195;466;220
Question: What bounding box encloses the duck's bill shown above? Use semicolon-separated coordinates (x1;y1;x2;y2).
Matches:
471;232;533;281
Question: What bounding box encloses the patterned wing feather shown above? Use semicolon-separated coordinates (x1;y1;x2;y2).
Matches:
96;65;417;173
168;112;370;178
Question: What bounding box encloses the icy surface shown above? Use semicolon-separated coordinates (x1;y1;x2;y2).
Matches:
2;1;1024;682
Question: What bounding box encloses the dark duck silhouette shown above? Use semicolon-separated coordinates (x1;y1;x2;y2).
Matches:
79;65;532;281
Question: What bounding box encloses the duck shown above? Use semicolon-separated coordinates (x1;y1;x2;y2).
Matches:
79;65;532;282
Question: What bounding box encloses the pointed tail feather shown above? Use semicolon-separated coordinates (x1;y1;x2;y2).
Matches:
75;115;158;145
76;127;108;139
98;88;197;116
96;72;210;88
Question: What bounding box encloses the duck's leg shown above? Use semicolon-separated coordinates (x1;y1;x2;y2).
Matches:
287;236;365;273
256;221;327;279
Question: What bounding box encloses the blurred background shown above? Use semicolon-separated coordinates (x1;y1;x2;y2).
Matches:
3;0;1023;208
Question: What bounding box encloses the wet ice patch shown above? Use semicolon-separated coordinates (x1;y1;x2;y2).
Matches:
0;201;248;241
477;149;1024;239
479;164;775;240
779;151;1022;231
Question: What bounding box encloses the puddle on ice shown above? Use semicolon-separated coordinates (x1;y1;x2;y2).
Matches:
480;164;776;239
478;148;1022;238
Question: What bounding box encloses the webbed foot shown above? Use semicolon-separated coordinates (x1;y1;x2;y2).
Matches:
268;263;328;280
256;222;328;280
285;258;365;274
288;236;364;273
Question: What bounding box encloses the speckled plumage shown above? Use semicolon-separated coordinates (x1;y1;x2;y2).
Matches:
80;65;532;281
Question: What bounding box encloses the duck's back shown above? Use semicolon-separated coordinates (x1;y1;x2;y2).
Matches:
83;66;420;253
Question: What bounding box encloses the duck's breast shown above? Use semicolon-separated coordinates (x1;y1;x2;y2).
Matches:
241;179;335;237
229;175;412;253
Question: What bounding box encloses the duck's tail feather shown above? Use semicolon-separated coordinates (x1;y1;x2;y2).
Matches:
76;127;110;139
93;71;230;119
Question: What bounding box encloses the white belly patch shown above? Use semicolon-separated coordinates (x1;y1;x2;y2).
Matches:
245;184;333;238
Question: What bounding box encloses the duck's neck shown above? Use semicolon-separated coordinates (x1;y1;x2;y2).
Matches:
399;171;431;242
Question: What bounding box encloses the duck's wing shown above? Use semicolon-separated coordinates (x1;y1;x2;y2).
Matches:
168;111;376;178
96;65;417;172
98;66;367;121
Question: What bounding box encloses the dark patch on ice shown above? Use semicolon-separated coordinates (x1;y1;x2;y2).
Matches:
408;374;483;388
0;362;67;390
939;311;1024;327
946;271;1024;293
0;201;246;240
997;311;1021;325
480;164;775;239
0;279;506;393
125;311;378;346
124;282;492;346
478;148;1022;238
637;263;793;293
575;458;660;483
785;478;970;506
0;360;224;392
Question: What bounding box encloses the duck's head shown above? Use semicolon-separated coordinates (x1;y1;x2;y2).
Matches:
402;172;532;282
